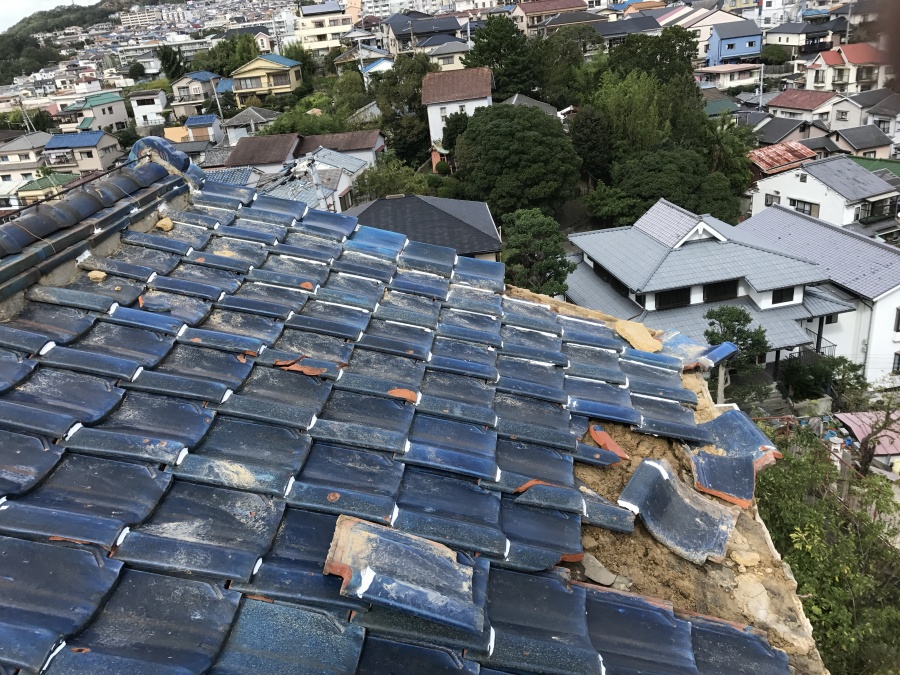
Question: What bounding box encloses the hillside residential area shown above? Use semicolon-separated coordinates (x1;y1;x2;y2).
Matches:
0;1;899;674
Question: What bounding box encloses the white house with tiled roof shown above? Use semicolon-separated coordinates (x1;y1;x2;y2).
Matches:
421;67;492;144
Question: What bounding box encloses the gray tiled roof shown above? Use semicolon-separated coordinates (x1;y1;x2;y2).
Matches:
849;88;895;110
797;136;842;153
756;117;803;145
803;155;897;201
640;296;814;351
835;125;893;151
712;19;761;39
569;200;826;293
309;146;368;174
563;262;643;319
738;205;900;298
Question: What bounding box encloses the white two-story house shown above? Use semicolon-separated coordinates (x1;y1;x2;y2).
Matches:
750;155;898;226
128;89;168;130
806;43;892;94
0;132;52;183
421;67;492;144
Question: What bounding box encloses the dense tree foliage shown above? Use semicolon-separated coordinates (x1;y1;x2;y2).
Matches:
0;34;63;87
703;305;770;405
455;104;581;217
5;3;117;37
441;111;468;153
281;41;319;84
157;45;186;81
127;62;146;80
761;44;790;65
354;150;430;201
463;16;537;102
501;209;575;295
191;35;260;77
574;28;754;225
757;427;900;674
371;53;437;166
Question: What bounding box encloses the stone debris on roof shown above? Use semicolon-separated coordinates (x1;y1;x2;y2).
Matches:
0;136;800;674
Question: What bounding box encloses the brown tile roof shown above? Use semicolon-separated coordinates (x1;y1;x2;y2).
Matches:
838;43;888;65
767;89;839;111
296;129;384;154
421;67;492;106
513;0;587;14
747;141;816;175
225;133;301;167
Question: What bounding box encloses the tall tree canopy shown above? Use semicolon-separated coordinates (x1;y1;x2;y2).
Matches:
502;209;575;296
371;53;438;166
157;45;186;81
462;16;537;101
608;26;697;81
455;104;581;216
191;35;260;77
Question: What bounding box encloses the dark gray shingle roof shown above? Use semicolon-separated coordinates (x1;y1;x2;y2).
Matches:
803;155;897;200
712;19;761;39
835;125;893;151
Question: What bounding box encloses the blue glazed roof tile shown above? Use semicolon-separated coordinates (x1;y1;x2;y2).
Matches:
0;137;795;675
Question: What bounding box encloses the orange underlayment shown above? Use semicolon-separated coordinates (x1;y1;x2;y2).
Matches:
506;286;827;675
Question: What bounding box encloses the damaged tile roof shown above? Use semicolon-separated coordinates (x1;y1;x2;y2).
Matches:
0;137;794;674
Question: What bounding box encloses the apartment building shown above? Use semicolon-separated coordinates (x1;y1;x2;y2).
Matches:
43;131;125;175
54;92;129;134
293;2;354;57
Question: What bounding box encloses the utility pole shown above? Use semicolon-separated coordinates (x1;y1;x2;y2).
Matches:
845;0;852;45
757;62;764;110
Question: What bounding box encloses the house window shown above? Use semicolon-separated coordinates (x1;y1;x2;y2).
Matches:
765;194;781;206
893;352;900;374
440;106;447;121
703;279;739;303
234;77;262;91
458;105;465;113
0;156;7;162
837;110;848;121
781;111;801;119
655;286;692;310
635;294;646;307
748;41;756;48
825;314;838;324
788;198;818;216
17;154;29;161
271;73;291;87
439;56;453;65
78;151;94;159
799;174;807;182
0;175;10;181
772;286;795;304
726;43;735;50
894;307;900;331
863;151;876;158
21;173;32;180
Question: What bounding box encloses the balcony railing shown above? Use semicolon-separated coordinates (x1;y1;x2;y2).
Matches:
46;153;75;166
803;328;836;357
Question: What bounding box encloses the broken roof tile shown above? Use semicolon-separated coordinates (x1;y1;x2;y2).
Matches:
618;459;738;565
685;612;791;675
699;409;782;470
326;515;488;633
357;635;480;675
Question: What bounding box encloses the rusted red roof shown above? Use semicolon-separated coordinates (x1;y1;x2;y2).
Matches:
422;67;492;105
747;141;817;175
767;89;839;111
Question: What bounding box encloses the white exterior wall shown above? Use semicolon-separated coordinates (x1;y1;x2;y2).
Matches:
751;172;858;226
870;286;900;384
829;99;866;129
426;96;491;143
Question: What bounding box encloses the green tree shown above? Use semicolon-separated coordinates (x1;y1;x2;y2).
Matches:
501;209;575;295
260;108;344;136
608;26;698;82
593;71;670;162
703;305;770;405
757;426;900;674
462;15;537;101
192;34;260;76
354;150;431;200
571;105;612;183
323;46;345;75
531;26;596;108
760;44;789;66
441;111;468;153
455;104;581;216
157;45;186;81
332;71;372;119
115;121;140;151
705;114;754;194
128;62;146;80
372;53;438;166
282;41;319;79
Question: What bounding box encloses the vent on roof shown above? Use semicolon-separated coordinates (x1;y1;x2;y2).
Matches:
386;194;405;199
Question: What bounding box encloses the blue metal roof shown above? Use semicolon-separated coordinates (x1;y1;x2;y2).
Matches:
258;53;302;68
216;78;233;94
44;130;107;149
185;114;219;127
185;70;221;82
362;58;391;73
